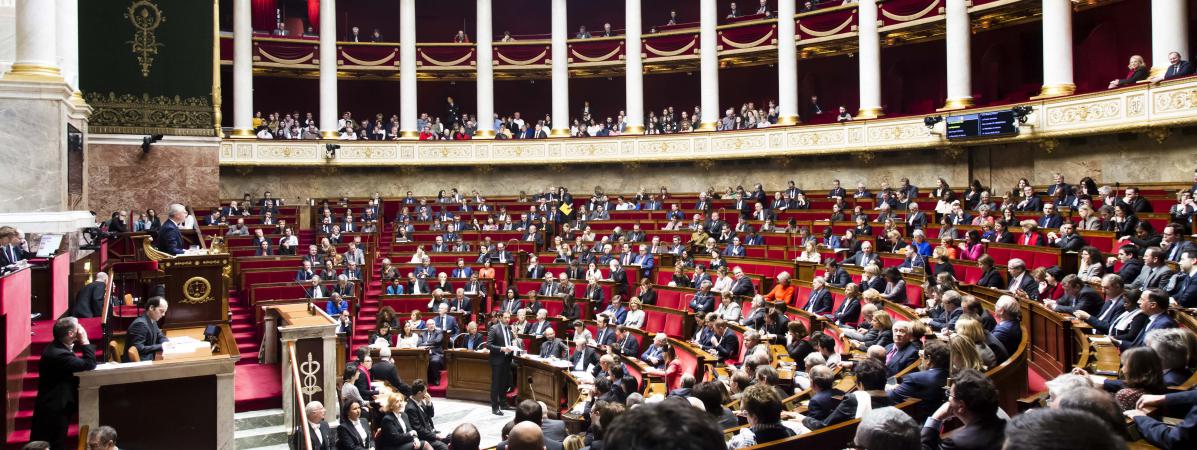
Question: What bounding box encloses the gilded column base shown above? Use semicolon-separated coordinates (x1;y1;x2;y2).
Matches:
1031;83;1076;99
474;129;496;138
937;97;974;112
320;130;339;139
230;128;256;138
623;125;646;134
696;121;718;131
776;115;800;126
399;130;420;139
856;107;884;119
3;64;64;83
549;128;570;137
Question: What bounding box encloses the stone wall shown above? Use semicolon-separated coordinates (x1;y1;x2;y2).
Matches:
0;81;80;213
219;130;1197;203
87;136;220;217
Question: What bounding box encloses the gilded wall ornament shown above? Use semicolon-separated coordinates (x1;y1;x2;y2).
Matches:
125;0;166;77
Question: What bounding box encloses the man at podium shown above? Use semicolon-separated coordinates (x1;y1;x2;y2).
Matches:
124;297;169;361
156;204;188;255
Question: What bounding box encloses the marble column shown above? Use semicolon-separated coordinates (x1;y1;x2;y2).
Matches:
1151;0;1189;78
1036;0;1074;98
857;0;883;118
399;0;418;138
776;0;798;124
697;0;720;130
55;0;79;98
5;0;60;82
941;0;972;110
318;0;338;138
624;0;645;134
231;0;254;137
549;0;569;136
475;0;495;138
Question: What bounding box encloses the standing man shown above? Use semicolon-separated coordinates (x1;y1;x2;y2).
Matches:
30;317;97;449
156;204;188;255
124;297;169;361
488;313;516;415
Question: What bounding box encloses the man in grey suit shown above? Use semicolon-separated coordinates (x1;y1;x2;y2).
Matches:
1128;247;1175;291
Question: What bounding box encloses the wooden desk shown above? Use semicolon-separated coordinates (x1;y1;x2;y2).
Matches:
77;331;238;450
446;349;492;402
516;355;571;408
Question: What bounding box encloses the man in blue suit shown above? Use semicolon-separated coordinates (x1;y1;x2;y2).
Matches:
1169;249;1197;308
451;258;473;278
633;245;655;279
433;303;460;336
991;296;1023;360
1118;289;1178;350
1038;203;1064;229
890;339;949;421
155;204;188;255
804;365;843;422
884;321;920;376
804;277;833;316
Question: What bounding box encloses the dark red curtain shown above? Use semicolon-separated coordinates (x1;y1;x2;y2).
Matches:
252;0;276;32
308;0;319;29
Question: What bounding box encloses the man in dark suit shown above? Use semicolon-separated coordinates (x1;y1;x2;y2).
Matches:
824;260;852;288
124;296;168;361
420;319;446;385
300;401;334;450
921;369;1006;450
884;321;919;376
1005;259;1039;300
831;291;862;326
992;296;1023;357
709;320;739;362
406;380;449;450
488;313;516;414
609;261;629;298
1170;250;1197;308
0;226;33;266
1048;222;1086;252
490;243;514;264
926;291;963;332
905;203;928;233
805;365;843;422
526;259;546;279
568;338;599;373
460;321;487;351
1129;247;1176;291
372;347;409;396
1157;51;1196;81
1118;289;1179;350
1049;275;1103;316
593;315;616;347
689;265;711;289
70;272;108;318
538;328;568;359
889;340;950;421
613;326;639;356
804;277;833;316
847;241;879;267
30;317;96;449
1075;275;1127;333
1038;203;1064;229
729;267;755;296
156;204;188;255
689;281;715;314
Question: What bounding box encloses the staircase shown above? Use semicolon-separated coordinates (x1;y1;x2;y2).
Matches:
233;408;289;450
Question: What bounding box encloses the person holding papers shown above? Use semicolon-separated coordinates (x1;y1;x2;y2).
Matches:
488;312;517;415
124;297;169;361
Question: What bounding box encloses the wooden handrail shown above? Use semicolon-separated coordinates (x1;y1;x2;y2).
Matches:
289;341;314;450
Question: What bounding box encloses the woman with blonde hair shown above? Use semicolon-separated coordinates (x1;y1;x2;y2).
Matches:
624;298;646;329
1108;55;1148;89
377;392;434;450
850;310;894;351
949;334;985;375
795;241;821;263
955;317;996;368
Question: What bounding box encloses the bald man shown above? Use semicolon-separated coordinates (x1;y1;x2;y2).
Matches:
506;422;545;450
450;423;480;450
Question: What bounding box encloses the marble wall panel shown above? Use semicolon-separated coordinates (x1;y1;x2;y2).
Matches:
87;143;220;217
0;97;67;213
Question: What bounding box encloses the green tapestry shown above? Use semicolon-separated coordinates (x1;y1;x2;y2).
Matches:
80;0;217;136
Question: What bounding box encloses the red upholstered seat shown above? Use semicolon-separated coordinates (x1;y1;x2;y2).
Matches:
663;314;685;338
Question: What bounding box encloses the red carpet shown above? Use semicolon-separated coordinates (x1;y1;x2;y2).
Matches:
229;291;283;411
4;318;101;450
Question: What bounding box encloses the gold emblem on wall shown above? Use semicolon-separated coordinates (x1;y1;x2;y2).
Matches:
181;276;213;304
125;0;166;77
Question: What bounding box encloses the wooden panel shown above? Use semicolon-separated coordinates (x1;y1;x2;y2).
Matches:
446;350;492;402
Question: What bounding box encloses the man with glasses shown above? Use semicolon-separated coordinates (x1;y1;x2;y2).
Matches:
920;368;1006;449
86;425;119;449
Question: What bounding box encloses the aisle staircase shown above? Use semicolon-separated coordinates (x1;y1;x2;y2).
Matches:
3;318;102;449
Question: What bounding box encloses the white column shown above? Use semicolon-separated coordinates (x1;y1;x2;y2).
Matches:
941;0;972;110
697;0;719;130
549;0;569;136
624;0;645;134
318;0;338;138
231;0;254;137
475;0;495;138
1151;0;1189;77
5;0;60;82
1036;0;1074;98
399;0;418;137
55;0;78;94
776;0;798;124
857;0;883;118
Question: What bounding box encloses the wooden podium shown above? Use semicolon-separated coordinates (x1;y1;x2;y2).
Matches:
446;349;492;402
261;303;340;431
75;251;238;450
